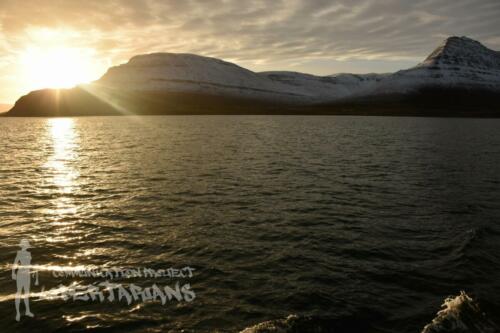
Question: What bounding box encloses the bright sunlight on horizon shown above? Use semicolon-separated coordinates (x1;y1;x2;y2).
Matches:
11;27;109;98
20;46;101;91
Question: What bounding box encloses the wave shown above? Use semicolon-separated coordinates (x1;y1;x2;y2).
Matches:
239;315;329;333
421;291;499;333
238;313;375;333
239;292;499;333
240;315;298;333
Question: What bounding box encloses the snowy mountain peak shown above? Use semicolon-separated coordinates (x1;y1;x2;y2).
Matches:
419;36;500;70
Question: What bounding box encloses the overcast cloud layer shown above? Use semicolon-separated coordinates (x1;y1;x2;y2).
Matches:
1;0;499;102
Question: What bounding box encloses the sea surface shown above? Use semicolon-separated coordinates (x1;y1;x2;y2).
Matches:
1;116;500;332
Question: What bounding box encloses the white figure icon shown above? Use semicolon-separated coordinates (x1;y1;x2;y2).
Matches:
12;239;38;321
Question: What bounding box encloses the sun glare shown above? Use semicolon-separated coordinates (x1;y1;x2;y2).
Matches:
20;46;98;90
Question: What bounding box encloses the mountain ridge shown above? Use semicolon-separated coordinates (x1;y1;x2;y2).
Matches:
5;36;500;117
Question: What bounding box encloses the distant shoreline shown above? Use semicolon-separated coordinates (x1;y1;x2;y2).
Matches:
3;111;500;118
4;86;499;118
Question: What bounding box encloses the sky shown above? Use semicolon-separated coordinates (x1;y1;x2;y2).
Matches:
0;0;499;103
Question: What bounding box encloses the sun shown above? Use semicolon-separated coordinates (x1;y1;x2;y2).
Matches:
20;46;98;90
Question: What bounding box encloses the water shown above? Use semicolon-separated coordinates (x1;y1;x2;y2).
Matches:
1;116;500;332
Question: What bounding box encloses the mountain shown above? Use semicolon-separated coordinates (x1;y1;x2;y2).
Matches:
420;36;500;70
98;53;309;102
5;36;500;117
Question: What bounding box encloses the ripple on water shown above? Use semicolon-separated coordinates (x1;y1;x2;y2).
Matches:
0;116;500;332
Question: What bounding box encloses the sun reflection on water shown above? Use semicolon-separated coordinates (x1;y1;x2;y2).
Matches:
39;118;81;244
45;118;79;193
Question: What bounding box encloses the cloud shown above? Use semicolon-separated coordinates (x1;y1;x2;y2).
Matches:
0;0;499;102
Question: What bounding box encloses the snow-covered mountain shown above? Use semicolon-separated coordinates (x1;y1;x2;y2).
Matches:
259;36;500;99
6;36;500;116
96;36;500;101
420;36;500;70
373;36;500;94
97;53;311;102
95;53;392;103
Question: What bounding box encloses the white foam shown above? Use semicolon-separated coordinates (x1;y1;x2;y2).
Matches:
421;291;499;333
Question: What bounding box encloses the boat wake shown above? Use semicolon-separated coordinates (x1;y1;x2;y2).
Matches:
240;292;500;333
